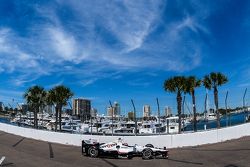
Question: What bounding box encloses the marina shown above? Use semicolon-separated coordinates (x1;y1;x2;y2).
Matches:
0;111;248;136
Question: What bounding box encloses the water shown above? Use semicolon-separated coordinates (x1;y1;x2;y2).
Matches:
0;117;19;128
0;117;12;124
184;112;248;131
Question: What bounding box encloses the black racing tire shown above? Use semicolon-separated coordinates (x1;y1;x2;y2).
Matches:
145;144;154;148
162;153;169;159
142;148;153;160
113;152;119;159
127;153;133;159
88;146;99;158
82;146;84;155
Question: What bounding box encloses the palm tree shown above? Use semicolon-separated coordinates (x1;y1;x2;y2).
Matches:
47;85;73;131
24;86;47;129
203;72;228;128
164;76;186;133
185;76;201;132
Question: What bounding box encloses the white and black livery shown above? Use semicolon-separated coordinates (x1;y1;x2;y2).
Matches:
135;143;169;160
81;138;168;160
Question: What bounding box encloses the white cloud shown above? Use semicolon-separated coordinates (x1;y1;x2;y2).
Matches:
0;1;215;86
80;78;99;87
33;0;208;73
106;1;161;52
47;27;79;62
0;28;41;73
46;80;64;89
57;0;164;52
11;74;40;87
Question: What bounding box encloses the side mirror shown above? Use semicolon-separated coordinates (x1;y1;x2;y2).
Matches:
116;145;120;149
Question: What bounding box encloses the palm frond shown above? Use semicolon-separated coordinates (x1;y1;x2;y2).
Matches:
164;76;186;93
217;72;228;86
203;75;212;90
185;76;201;94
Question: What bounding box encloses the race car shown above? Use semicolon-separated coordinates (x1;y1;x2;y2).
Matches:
81;138;168;160
136;143;169;160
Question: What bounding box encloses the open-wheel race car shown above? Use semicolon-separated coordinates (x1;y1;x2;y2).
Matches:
136;143;169;160
81;138;168;160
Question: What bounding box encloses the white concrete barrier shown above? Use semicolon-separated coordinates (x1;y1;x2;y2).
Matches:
0;122;250;148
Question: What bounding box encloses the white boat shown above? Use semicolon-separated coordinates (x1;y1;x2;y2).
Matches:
88;121;110;134
200;112;217;122
139;121;162;134
61;121;82;133
165;116;180;134
206;113;217;121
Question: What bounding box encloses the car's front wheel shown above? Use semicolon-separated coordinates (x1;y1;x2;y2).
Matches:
142;148;153;160
162;152;169;159
88;146;99;158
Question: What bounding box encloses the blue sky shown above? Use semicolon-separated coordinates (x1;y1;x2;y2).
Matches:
0;0;250;116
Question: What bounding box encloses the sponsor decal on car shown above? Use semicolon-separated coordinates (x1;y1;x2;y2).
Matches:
100;143;117;148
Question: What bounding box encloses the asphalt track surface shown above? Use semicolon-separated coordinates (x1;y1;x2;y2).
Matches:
0;131;250;167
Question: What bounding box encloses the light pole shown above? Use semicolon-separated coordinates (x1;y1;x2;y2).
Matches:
182;95;186;132
90;109;93;135
156;98;161;135
109;100;114;136
243;88;247;122
204;92;208;130
225;91;228;126
131;99;137;136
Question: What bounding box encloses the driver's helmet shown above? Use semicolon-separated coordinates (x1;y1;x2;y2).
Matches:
117;138;123;143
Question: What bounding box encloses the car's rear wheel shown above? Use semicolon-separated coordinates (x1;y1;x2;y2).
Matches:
88;146;98;158
142;148;153;160
127;153;133;159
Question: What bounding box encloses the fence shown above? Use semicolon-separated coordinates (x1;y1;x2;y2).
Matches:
1;121;250;148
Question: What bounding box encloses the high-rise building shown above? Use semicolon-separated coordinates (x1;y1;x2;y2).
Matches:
165;106;172;117
107;107;115;117
143;105;151;117
90;108;97;117
107;101;121;117
73;98;91;121
128;111;134;121
114;101;120;116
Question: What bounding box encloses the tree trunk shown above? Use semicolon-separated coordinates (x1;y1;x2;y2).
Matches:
59;104;62;132
177;91;182;133
34;107;38;129
55;106;58;132
214;87;220;128
192;91;197;132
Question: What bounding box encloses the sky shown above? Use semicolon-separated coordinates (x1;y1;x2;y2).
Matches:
0;0;250;116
